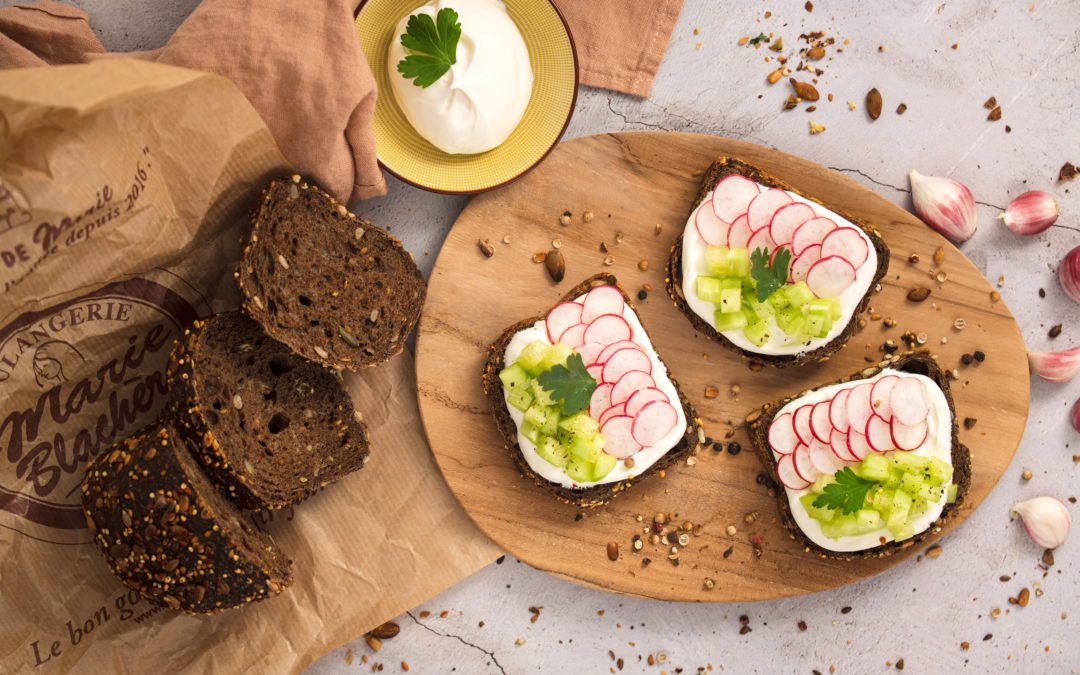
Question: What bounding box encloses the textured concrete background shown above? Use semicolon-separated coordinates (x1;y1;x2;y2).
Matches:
16;0;1079;672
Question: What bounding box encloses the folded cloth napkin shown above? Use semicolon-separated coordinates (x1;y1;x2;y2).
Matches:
0;1;386;202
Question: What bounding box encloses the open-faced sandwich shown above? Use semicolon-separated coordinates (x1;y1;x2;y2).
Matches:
482;274;702;508
746;353;970;559
667;157;890;366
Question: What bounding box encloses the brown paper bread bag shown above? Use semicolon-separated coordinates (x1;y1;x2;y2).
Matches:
0;60;497;674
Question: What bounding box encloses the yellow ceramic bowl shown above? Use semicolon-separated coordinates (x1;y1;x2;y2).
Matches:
355;0;578;194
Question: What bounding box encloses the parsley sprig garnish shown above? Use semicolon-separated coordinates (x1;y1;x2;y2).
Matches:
748;32;769;46
537;353;597;416
396;8;462;88
812;468;878;515
750;246;792;302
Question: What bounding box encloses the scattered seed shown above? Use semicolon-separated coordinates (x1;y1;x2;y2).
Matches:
963;417;977;429
727;442;742;456
809;120;826;135
841;606;852;614
477;239;494;258
637;290;648;301
232;394;243;410
983;96;998;110
1018;587;1030;607
726;525;737;536
908;253;920;264
502;234;511;244
1049;324;1063;338
365;635;382;652
654;223;663;236
987;106;1002;121
559;211;572;226
1043;549;1055;566
532;251;546;264
767;68;784;84
545;249;565;282
583;210;594;223
638;259;650;271
704;578;716;590
960;641;970;651
552;238;563;249
974;350;986;362
866;88;882;120
807;46;825;60
1022;469;1032;481
896;102;908;115
907;287;931;303
723;545;734;558
1059;162;1078;183
370;622;400;639
926;544;942;558
953;318;966;330
603;255;615;266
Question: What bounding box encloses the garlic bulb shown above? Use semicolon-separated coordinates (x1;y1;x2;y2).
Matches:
998;190;1059;235
1012;496;1071;549
908;170;978;243
1059;246;1080;305
1028;347;1080;382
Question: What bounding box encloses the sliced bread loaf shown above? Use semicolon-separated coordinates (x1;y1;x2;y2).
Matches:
236;175;426;370
81;423;292;614
167;311;370;510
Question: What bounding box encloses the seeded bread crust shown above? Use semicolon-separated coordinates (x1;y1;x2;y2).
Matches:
744;351;971;560
237;175;426;371
166;312;371;510
665;156;891;368
81;424;292;614
481;273;704;509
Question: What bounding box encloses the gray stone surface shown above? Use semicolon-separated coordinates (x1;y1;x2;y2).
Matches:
11;0;1077;672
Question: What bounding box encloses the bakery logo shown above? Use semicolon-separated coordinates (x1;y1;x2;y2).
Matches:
0;278;197;535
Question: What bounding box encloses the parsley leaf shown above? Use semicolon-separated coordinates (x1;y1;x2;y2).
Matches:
748;32;769;45
749;246;792;302
812;468;878;515
537;353;597;416
396;8;462;88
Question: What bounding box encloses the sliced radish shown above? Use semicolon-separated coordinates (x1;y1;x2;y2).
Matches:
576;342;605;366
809;438;845;475
828;389;851;433
558;323;587;349
747;189;794;232
830;428;856;462
597;340;640;364
792;443;820;482
581;286;625;323
726;213;754;249
602;348;652;385
865;415;895;453
791;217;838;255
806;256;857;299
598;402;626;426
846;430;872;461
545;302;583;343
711;175;760;223
845;383;875;435
768;412;800;456
624;387;669;417
601;415;642;459
789;244;822;283
792;404;814;446
586;362;604;381
890;378;929;426
583;314;632;345
589;383;614;418
694;198;729;246
769;202;816;246
891;418;929;451
776;453;811;490
631;400;678;447
870;375;900;420
610;370;655;404
746;226;777;255
820;227;869;269
809;401;833;443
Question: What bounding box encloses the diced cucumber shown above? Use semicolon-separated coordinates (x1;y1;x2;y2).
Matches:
521;420;541;445
516;341;549;375
713;308;748;332
558;412;600;438
811;475;831;494
800;493;837;523
539;343;574;371
856;509;883;532
742;320;770;346
927;457;954;486
917;483;944;503
890;489;913;519
784;317;807;340
899;471;925;496
869;486;895;511
565;458;592;483
536;437;568;468
882;466;904;489
946;483;958;504
540;409;559;437
705;246;735;276
748;296;774;318
775;306;802;331
857;453;891;482
888;451;930;473
523;403;552;429
821;514;860;539
696;276;726;303
808;297;842;321
507;386;534;412
767;289;792;310
785;281;815;308
805;308;833;338
530;379;556;407
718;287;742;313
889;521;915;541
499;364;530;392
568;432;605;462
592;452;617;481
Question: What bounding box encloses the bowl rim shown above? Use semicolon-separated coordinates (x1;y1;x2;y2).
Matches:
355;0;580;195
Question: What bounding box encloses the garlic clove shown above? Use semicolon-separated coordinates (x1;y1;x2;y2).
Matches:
1012;496;1072;549
1059;245;1080;305
998;190;1059;235
908;170;978;243
1028;346;1080;382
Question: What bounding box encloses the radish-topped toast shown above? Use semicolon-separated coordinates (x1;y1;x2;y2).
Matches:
666;157;890;366
482;274;703;509
745;353;971;559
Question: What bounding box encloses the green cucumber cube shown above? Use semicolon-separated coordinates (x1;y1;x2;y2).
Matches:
523;403;551;429
946;483;958;504
869;487;895;511
516;341;549;375
539;343;574;370
899;471;925;496
882;466;904;489
888;521;915;541
507;386;534;412
800;493;837;523
888;451;930;473
821;514;860;539
695;276;726;303
540;409;559;437
719;287;742;313
767;289;792;310
742;320;771;347
890;489;913;518
857;453;891;482
565;458;593;483
811;475;832;494
808;297;842;321
729;248;751;277
558;412;600;438
927;457;953;486
856;509;883;533
713;308;748;332
530;379;556;407
499;364;530;392
917;483;944;503
805;308;833;338
591;452;617;481
521;420;541;445
536;437;568;468
785;281;815;308
568;432;605;462
775;306;801;331
705;246;733;275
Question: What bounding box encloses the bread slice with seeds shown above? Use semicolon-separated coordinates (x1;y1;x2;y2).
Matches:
81;423;292;614
167;311;370;510
236;175;426;370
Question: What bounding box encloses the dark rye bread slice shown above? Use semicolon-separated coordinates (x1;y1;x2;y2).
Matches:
237;175;426;371
665;156;891;368
744;352;971;560
81;423;292;614
166;311;370;510
481;273;704;509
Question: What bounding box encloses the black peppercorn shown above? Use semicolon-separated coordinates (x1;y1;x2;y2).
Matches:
727;442;742;456
755;473;766;485
637;290;648;301
961;353;973;365
973;350;985;362
712;440;724;453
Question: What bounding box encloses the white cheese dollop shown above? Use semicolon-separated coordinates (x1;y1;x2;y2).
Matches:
387;0;534;154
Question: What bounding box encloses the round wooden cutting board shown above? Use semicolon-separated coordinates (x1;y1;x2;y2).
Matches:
415;132;1029;602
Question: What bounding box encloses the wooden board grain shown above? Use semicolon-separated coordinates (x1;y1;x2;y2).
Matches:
415;132;1029;602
